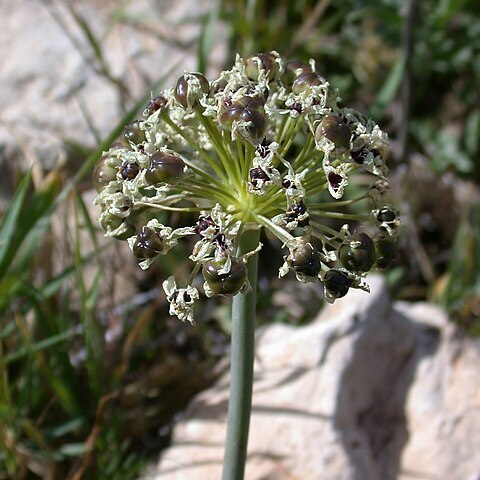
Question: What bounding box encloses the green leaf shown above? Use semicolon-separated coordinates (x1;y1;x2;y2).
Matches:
197;0;222;73
370;52;405;118
47;417;86;439
0;171;32;281
59;442;88;457
465;110;480;157
4;329;77;365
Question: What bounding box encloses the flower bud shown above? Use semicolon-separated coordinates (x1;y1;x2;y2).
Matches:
284;60;312;85
339;232;376;273
315;115;351;149
219;97;266;144
377;206;396;224
144;95;167;116
291;243;321;279
145;152;185;184
292;72;325;95
100;214;135;240
236;96;265;111
121;121;146;148
132;226;164;259
373;234;397;269
202;257;247;296
121;162;140;180
92;155;121;192
323;269;352;299
244;53;278;81
174;73;209;109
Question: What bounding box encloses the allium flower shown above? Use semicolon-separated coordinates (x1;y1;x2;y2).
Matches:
93;51;399;323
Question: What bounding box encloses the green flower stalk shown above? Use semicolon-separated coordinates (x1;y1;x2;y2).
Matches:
93;51;399;478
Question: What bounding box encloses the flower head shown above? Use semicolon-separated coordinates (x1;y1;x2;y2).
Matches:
94;52;399;321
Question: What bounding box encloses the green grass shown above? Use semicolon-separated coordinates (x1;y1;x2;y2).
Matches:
0;24;188;475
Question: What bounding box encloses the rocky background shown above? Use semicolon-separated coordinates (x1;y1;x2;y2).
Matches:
142;276;480;480
0;0;224;205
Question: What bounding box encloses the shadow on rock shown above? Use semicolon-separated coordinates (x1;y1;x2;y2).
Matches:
334;296;441;480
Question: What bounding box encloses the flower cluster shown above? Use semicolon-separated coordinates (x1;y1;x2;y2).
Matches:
93;52;399;323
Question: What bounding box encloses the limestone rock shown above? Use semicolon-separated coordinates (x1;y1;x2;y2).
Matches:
141;276;480;480
398;302;480;480
0;0;225;206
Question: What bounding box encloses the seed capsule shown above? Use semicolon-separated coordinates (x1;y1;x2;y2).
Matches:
219;106;265;129
291;243;321;278
144;95;167;116
100;214;135;240
121;121;146;148
174;73;209;109
339;233;376;273
244;53;278;81
92;154;122;191
377;206;397;224
219;97;266;144
292;72;325;95
132;226;164;259
284;60;312;84
373;235;397;269
202;257;247;296
323;270;352;299
315;115;351;149
145;152;185;184
121;162;140;180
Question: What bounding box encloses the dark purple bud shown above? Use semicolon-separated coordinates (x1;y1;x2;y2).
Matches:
133;226;164;259
339;232;376;273
174;73;210;109
374;234;397;269
144;95;167;116
121;162;140;180
244;53;278;81
315;115;351;149
377;206;396;224
292;72;326;95
292;243;321;278
202;257;247;296
351;146;368;164
284;60;312;85
219;97;267;144
145;152;185;185
323;270;352;299
121;121;146;148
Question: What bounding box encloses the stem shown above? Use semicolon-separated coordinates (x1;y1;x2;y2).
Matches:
222;228;261;480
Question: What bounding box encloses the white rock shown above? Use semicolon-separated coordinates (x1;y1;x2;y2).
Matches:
141;276;480;480
0;0;225;206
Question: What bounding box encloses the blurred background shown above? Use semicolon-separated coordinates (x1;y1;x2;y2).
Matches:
1;0;479;478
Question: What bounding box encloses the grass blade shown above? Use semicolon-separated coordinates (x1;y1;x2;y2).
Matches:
197;0;222;73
